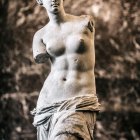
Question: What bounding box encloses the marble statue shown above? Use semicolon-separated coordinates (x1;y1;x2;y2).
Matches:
31;0;100;139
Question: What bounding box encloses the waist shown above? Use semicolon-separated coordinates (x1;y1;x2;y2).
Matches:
37;70;96;107
45;70;96;89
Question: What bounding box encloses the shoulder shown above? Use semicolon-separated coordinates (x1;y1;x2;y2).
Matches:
33;25;48;40
67;14;95;32
33;28;44;40
80;15;94;21
80;15;95;32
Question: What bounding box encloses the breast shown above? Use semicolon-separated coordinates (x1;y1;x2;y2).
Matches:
66;34;90;54
46;38;65;57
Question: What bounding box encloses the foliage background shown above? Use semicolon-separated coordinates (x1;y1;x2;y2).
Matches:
0;0;140;139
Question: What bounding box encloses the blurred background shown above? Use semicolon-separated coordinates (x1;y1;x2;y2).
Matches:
0;0;140;139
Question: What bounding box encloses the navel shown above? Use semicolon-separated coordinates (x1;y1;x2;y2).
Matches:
62;77;67;81
74;59;78;62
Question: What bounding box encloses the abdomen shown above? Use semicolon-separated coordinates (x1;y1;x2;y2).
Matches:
36;69;96;108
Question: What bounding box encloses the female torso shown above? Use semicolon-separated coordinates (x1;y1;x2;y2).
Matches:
34;14;96;108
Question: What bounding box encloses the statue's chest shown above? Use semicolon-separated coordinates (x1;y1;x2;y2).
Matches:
43;23;91;57
44;33;66;57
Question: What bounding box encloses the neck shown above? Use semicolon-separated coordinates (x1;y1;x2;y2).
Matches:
47;8;66;25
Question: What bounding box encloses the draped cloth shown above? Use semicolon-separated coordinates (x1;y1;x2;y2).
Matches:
31;95;101;140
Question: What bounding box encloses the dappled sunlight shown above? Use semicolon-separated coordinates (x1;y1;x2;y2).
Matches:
0;0;140;139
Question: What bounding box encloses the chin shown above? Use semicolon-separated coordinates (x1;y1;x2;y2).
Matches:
52;9;60;14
